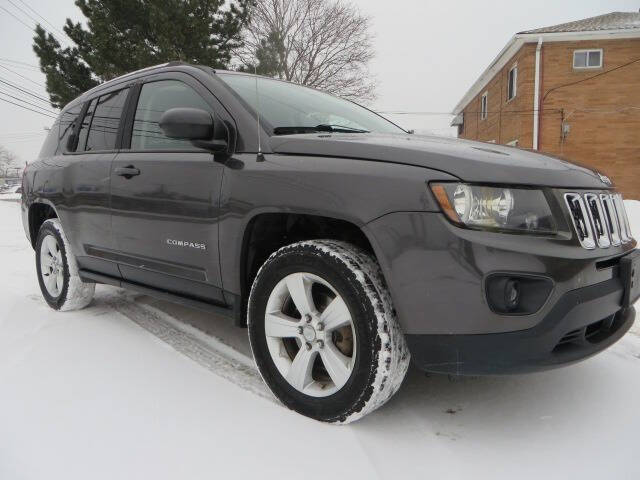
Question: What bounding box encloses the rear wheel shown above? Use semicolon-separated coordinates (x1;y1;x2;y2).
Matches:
35;218;95;311
248;240;410;423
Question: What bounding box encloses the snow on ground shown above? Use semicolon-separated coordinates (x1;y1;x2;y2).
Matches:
626;200;640;241
1;200;640;480
0;193;21;202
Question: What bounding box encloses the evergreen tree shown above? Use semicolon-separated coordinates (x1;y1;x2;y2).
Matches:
239;30;284;77
33;0;251;109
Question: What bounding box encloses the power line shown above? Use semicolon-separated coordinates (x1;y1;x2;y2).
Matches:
0;97;57;118
0;77;51;104
5;0;70;48
378;111;455;115
0;58;39;69
0;5;34;30
0;133;46;141
380;110;563;116
0;131;45;136
14;0;70;42
0;90;57;115
543;57;640;102
0;64;46;90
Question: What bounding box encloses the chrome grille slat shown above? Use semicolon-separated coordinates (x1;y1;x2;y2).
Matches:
600;194;621;246
565;191;634;249
564;193;596;249
613;193;632;243
584;193;611;248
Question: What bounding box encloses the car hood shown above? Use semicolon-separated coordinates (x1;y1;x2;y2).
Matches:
269;133;612;189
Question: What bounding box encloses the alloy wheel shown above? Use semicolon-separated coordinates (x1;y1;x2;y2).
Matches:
40;234;64;297
264;272;357;397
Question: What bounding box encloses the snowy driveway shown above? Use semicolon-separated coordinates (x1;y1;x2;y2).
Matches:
1;200;640;480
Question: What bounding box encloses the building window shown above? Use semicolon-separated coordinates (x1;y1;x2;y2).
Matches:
507;65;517;101
573;49;603;69
480;91;488;120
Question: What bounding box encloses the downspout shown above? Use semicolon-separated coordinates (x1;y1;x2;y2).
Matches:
533;37;543;150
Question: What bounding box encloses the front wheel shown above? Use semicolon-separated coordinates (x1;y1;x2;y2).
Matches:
248;240;410;423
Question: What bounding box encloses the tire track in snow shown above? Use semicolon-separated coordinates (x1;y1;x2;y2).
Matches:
102;290;275;403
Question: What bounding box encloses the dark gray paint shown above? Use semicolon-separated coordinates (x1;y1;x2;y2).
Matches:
366;210;635;335
21;63;636;373
269;133;610;189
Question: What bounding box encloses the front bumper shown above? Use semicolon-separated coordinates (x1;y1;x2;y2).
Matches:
406;281;635;375
364;210;637;375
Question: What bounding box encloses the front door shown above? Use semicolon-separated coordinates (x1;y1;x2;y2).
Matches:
110;74;226;304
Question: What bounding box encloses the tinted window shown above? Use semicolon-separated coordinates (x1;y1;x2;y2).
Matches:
131;80;211;151
76;98;97;151
85;88;129;151
56;104;82;154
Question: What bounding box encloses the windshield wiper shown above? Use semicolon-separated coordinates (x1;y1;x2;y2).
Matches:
273;124;370;135
315;124;369;133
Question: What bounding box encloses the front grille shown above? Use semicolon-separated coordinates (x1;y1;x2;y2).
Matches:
564;192;634;249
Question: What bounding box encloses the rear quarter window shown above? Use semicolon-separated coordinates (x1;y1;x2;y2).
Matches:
38;120;60;158
56;103;83;154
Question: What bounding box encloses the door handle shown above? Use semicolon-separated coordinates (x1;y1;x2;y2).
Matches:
114;166;140;179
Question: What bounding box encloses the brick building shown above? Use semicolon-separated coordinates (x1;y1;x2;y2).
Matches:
451;12;640;198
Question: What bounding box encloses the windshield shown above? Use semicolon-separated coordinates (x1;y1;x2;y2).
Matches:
218;73;404;135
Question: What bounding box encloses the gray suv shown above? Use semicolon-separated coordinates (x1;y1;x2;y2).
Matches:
22;63;638;423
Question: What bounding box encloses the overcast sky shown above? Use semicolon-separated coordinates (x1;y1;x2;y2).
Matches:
0;0;638;163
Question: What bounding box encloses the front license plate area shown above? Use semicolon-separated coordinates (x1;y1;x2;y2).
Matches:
621;249;640;308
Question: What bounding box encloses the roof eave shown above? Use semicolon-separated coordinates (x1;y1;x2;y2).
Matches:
452;28;640;114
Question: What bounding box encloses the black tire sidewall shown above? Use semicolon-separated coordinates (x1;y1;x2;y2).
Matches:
249;244;381;422
35;221;70;310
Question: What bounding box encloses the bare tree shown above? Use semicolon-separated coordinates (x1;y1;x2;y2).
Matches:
0;146;20;178
238;0;376;102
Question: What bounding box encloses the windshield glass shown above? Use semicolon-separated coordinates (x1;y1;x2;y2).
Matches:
218;73;404;135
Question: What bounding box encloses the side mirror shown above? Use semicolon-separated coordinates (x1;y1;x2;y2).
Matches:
159;107;214;140
159;107;228;153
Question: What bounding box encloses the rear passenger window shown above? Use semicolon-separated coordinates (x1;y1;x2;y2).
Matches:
76;98;97;151
57;104;83;154
130;80;212;151
85;88;129;151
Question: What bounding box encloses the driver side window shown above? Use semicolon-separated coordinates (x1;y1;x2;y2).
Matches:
130;80;212;151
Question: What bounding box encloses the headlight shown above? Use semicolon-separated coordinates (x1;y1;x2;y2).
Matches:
430;183;557;234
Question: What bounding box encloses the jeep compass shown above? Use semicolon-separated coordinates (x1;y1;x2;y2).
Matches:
21;63;638;423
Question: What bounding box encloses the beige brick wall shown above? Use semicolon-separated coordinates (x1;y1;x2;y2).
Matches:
540;38;640;199
458;38;640;199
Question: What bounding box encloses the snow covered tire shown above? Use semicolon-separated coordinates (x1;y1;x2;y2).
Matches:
35;218;95;311
248;240;410;424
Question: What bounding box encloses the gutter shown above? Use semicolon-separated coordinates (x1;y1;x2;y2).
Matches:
533;37;543;150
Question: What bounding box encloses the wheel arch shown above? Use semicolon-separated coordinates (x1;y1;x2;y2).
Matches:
28;200;59;248
236;211;392;326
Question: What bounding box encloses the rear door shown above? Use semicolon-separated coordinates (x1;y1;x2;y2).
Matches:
110;72;227;304
63;87;130;278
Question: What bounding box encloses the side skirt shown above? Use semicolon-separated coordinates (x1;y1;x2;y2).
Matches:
79;269;243;326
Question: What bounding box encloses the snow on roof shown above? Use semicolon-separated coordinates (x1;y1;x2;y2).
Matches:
452;11;640;114
520;11;640;34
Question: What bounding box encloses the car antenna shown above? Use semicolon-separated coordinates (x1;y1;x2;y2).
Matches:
254;65;265;162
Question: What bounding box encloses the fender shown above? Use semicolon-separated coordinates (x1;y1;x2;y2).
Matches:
217;153;459;296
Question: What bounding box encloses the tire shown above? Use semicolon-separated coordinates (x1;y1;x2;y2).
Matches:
248;240;410;423
35;218;95;311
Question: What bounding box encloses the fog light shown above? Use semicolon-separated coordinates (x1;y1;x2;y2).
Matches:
485;274;553;315
504;279;520;311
